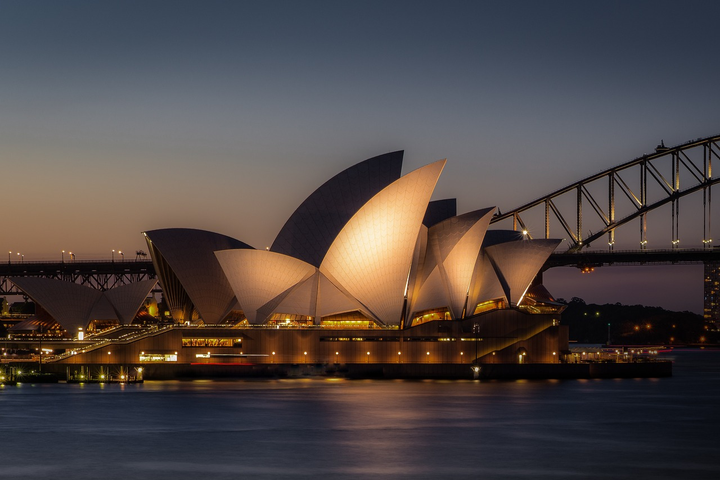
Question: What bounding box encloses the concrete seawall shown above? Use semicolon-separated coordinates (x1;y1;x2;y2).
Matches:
40;361;672;380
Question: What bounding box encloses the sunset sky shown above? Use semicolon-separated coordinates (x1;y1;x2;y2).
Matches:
2;1;719;312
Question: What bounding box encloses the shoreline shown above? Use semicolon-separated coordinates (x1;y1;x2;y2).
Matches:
24;360;672;381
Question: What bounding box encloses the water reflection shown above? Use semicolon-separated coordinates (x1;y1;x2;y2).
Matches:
0;351;718;479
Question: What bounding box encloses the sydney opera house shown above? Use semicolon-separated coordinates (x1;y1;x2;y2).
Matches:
9;151;569;376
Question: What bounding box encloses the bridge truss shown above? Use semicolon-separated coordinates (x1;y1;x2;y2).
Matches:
491;134;720;252
1;260;157;296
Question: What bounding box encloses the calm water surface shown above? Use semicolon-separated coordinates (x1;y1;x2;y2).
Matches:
1;350;719;479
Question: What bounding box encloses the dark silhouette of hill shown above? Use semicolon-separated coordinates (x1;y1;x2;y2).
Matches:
560;297;717;345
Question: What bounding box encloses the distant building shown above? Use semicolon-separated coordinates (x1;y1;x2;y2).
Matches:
704;260;720;324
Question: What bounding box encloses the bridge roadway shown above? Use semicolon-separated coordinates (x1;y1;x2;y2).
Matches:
2;249;720;295
544;247;720;270
1;259;156;295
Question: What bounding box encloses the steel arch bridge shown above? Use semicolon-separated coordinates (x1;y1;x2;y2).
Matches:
491;134;720;253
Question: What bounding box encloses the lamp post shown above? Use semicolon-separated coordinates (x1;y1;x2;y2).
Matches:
473;322;479;365
8;251;11;264
119;251;124;262
112;250;115;262
38;324;43;373
607;323;611;346
61;250;65;263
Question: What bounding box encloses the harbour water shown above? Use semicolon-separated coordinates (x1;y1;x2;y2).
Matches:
0;350;718;479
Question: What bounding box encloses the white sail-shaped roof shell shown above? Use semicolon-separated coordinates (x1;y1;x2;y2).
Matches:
427;208;495;318
216;249;316;324
320;159;446;324
410;265;448;314
9;277;156;333
405;224;429;321
103;279;158;324
467;251;507;308
316;272;369;319
272;273;319;319
484;238;561;306
144;228;252;324
271;151;403;267
10;277;102;333
89;295;118;321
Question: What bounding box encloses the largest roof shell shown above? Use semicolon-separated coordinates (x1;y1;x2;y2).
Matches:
320;159;446;324
270;151;404;267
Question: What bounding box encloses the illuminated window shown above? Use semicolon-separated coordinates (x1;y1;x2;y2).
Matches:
472;299;505;315
320;311;377;328
267;313;313;326
139;353;177;362
410;308;451;327
181;338;238;347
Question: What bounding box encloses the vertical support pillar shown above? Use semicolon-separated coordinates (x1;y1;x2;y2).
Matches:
608;172;615;250
705;143;713;248
672;152;680;248
640;160;647;250
704;145;708;248
576;185;582;247
544;199;550;239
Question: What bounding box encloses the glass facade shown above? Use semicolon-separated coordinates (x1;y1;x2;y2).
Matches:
320;311;377;328
410;308;452;327
181;338;240;347
139;353;177;362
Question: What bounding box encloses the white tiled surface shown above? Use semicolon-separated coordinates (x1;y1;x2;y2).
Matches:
216;249;315;323
320;160;445;324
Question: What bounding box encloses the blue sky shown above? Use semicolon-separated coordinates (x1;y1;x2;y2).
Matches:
2;1;719;312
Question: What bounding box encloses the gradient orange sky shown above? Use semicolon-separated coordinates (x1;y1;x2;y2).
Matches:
2;1;719;312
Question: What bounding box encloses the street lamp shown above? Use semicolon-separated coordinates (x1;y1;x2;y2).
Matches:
119;251;124;262
61;250;65;263
607;323;611;345
473;322;479;366
7;251;10;264
112;250;115;262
